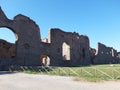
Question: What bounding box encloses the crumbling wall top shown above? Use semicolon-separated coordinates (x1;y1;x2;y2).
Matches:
14;14;31;21
0;7;8;20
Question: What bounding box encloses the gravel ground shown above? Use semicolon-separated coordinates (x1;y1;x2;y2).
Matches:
0;72;120;90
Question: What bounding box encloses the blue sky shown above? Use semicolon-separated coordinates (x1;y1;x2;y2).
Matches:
0;0;120;50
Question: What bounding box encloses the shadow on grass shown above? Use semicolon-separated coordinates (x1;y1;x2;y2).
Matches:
0;71;16;75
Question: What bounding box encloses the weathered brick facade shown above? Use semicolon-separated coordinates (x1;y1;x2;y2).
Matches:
0;7;120;69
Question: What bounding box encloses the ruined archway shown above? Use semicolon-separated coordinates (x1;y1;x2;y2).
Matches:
0;27;18;59
62;42;70;60
0;7;41;66
0;27;18;43
40;54;50;66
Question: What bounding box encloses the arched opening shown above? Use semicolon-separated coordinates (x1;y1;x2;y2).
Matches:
62;42;70;60
0;28;18;43
40;54;50;66
0;27;17;59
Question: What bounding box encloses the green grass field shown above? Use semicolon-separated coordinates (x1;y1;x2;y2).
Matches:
17;64;120;82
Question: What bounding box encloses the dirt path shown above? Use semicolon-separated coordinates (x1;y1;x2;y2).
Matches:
0;72;120;90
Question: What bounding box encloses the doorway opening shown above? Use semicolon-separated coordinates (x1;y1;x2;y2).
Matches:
62;42;70;60
40;54;50;66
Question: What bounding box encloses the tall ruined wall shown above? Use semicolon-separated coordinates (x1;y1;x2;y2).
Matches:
13;15;41;65
48;28;91;66
0;7;41;66
93;43;119;64
1;7;120;68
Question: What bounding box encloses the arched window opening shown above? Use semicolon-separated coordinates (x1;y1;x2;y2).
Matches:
0;28;17;43
0;28;17;59
62;42;70;60
40;54;50;66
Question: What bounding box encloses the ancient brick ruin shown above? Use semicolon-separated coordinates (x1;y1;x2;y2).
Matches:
93;43;119;64
0;39;15;58
0;7;120;69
